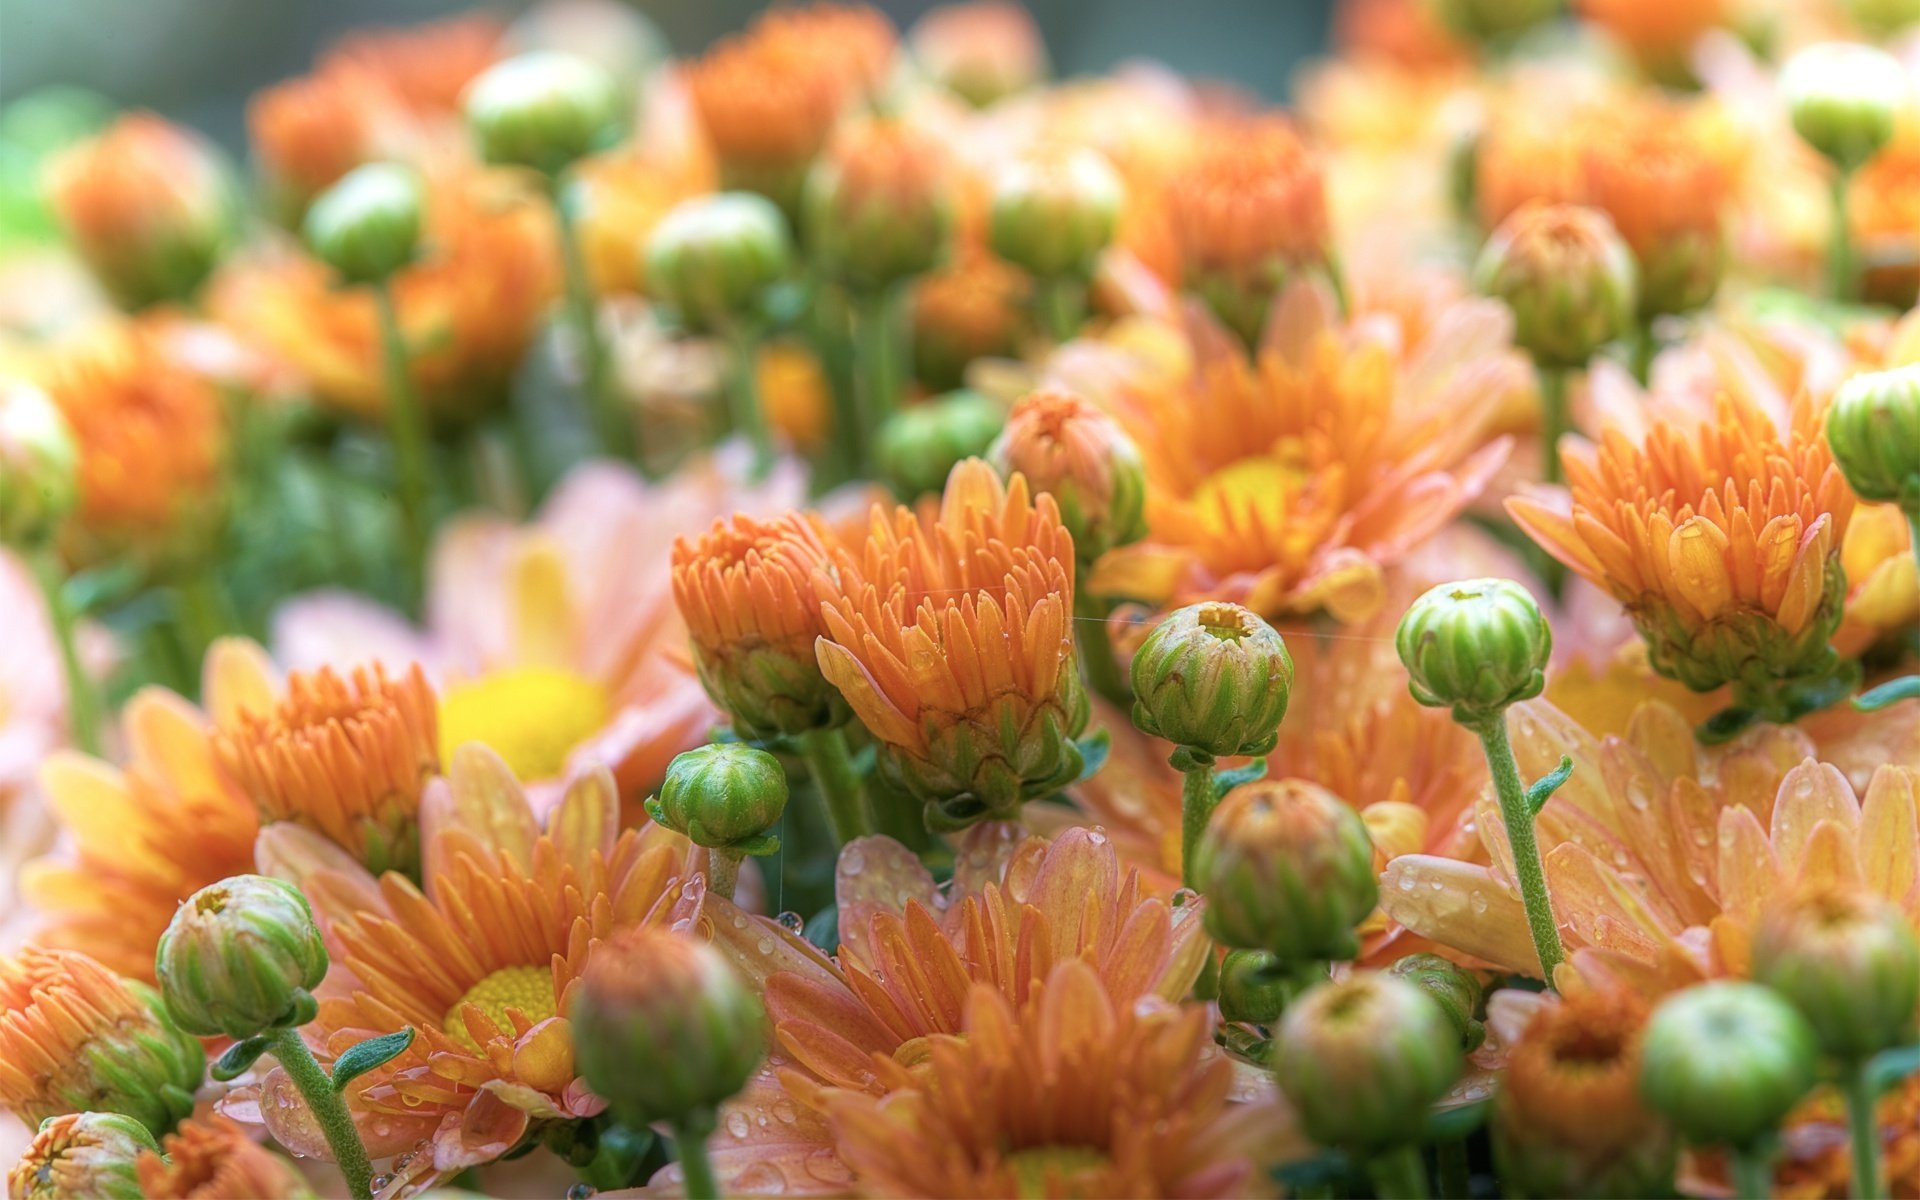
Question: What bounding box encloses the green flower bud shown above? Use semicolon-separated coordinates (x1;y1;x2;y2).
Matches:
155;875;328;1040
0;381;78;547
647;743;789;856
1827;365;1920;510
1130;602;1293;759
1639;982;1819;1147
1781;43;1909;172
1387;953;1487;1052
7;1112;156;1200
1425;0;1560;44
1751;887;1920;1062
876;390;1006;499
804;118;956;292
1194;779;1378;963
988;149;1124;281
1273;972;1465;1151
571;927;766;1126
1217;950;1289;1025
644;192;793;333
1474;203;1637;369
301;163;424;287
987;388;1147;560
463;52;625;177
1396;578;1551;726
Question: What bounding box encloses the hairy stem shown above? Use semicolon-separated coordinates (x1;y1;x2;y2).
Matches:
1074;587;1131;706
268;1027;374;1200
1537;365;1569;486
1829;168;1856;304
1470;712;1566;983
852;286;904;476
707;848;743;903
1179;758;1216;891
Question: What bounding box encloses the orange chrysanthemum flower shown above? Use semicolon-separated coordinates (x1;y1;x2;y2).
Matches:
24;689;259;982
247;67;403;218
1333;0;1470;72
815;459;1086;828
1850;124;1920;308
672;511;844;739
758;340;834;453
0;949;202;1136
43;112;232;309
1575;0;1729;75
688;3;896;209
136;1116;309;1200
1164;116;1332;343
1478;92;1743;317
911;245;1028;391
318;13;506;116
253;752;705;1184
210;169;557;423
1094;284;1509;622
34;317;226;555
815;959;1289;1197
210;644;440;875
9;1112;155;1200
571;148;716;297
1509;393;1856;718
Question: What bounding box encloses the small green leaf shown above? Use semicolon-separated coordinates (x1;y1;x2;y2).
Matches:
1525;755;1575;816
1074;729;1112;781
733;832;781;857
1867;1042;1920;1094
642;796;668;826
1211;758;1269;800
1695;706;1759;745
1854;675;1920;713
210;1036;272;1083
330;1027;416;1093
1423;1096;1491;1141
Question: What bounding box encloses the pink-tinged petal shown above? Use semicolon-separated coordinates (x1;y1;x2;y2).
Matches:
549;765;619;878
1158;899;1210;1000
1716;806;1781;924
1027;826;1121;960
835;836;941;963
633;1064;846;1196
202;636;278;726
1257;277;1339;367
1378;855;1540;976
427;515;520;674
702;893;840;991
578;668;718;800
1858;766;1918;906
1506;491;1607;581
1769;759;1861;875
36;752;136;851
1484;987;1551;1049
1544;844;1676;964
433;1089;533;1171
271;589;439;679
506;536;580;671
257;823;383;917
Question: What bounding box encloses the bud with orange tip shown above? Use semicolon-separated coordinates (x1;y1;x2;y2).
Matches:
988;149;1124;283
155;875;329;1041
909;2;1048;107
805;117;957;293
1474;203;1636;370
7;1112;156;1200
1751;886;1920;1063
988;388;1146;561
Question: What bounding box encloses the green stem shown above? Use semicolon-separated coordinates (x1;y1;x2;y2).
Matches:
27;546;100;757
1179;757;1217;891
724;324;775;481
373;282;430;609
267;1027;374;1200
1906;507;1919;581
552;192;634;465
1074;586;1131;706
852;286;904;475
1537;365;1569;486
175;571;233;668
1846;1060;1886;1200
1039;276;1086;344
799;726;869;845
1829;167;1856;304
1367;1143;1430;1200
706;849;742;902
1436;1139;1470;1200
1729;1142;1775;1200
1629;320;1657;387
673;1114;719;1200
1469;712;1566;983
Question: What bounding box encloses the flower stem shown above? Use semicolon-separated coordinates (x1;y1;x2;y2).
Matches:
799;725;869;845
1629;320;1657;386
724;324;775;481
373;281;430;609
852;285;904;476
707;848;743;902
1469;712;1566;983
1074;587;1131;706
1730;1142;1775;1200
672;1114;719;1200
1367;1143;1430;1200
1829;168;1856;303
1537;365;1569;486
1846;1060;1886;1200
1435;1139;1470;1200
1039;276;1085;344
552;191;634;465
1178;756;1216;891
267;1027;374;1200
26;546;100;757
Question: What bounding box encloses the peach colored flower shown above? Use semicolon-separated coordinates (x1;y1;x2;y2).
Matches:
136;1116;310;1200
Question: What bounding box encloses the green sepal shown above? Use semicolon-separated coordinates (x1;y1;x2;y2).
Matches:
210;1035;274;1082
1696;706;1760;745
732;832;781;858
1212;757;1269;800
1074;729;1111;781
1525;755;1575;816
330;1027;416;1092
643;796;669;826
1854;674;1920;712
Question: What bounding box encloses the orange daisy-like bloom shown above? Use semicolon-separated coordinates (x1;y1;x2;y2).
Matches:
210;168;557;424
318;13;506;116
250;750;705;1184
1093;282;1510;622
672;511;844;739
1163;116;1332;343
815;459;1086;829
247;66;405;219
817;959;1290;1197
1508;392;1856;718
34;317;226;556
1478;92;1743;316
9;1112;155;1200
208;641;440;875
23;688;259;983
135;1116;309;1200
42;111;232;309
911;244;1029;391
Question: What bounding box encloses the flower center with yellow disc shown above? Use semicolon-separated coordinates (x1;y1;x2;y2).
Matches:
1192;456;1309;548
1006;1146;1112;1198
442;964;558;1054
438;667;611;781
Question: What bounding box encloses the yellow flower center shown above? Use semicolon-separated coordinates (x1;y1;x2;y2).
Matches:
1006;1146;1112;1198
442;964;558;1054
438;667;611;782
1193;455;1306;536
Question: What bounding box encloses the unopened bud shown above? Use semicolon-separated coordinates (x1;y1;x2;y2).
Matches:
155;875;328;1040
1781;43;1909;172
1828;365;1920;510
302;163;424;286
1396;578;1551;727
647;743;789;856
1751;887;1920;1061
1131;602;1293;759
1194;779;1378;963
464;52;625;176
1474;203;1637;368
1638;982;1819;1148
988;149;1123;281
644;192;793;333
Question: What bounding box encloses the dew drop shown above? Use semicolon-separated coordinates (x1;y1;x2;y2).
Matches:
1171;887;1199;908
775;911;806;934
773;1099;799;1124
1611;849;1629;869
1625;780;1653;812
1690;826;1712;847
1397;873;1419;892
1469;890;1489;915
841;846;866;875
1429;879;1444;891
732;914;749;930
725;1110;751;1139
567;1186;598;1200
734;1162;790;1193
756;937;776;956
804;1149;855;1186
371;1177;394;1193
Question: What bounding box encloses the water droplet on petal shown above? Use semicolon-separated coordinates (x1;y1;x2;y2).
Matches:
1469;890;1489;914
775;911;805;933
567;1185;598;1200
725;1110;751;1139
841;846;866;875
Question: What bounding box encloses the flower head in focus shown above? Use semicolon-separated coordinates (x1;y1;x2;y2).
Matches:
815;459;1086;829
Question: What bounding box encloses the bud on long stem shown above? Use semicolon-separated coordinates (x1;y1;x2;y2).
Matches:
1470;713;1566;981
268;1027;374;1200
